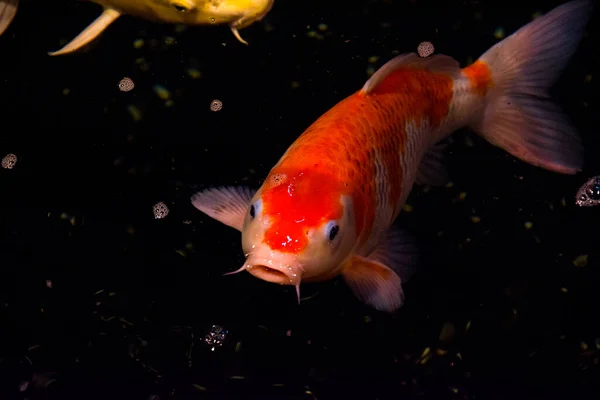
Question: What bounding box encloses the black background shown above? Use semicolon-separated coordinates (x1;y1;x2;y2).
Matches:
0;0;599;399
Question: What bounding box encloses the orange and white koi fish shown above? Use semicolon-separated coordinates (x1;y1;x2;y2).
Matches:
0;0;274;56
191;1;592;312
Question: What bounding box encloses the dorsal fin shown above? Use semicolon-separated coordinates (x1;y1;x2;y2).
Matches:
361;52;461;95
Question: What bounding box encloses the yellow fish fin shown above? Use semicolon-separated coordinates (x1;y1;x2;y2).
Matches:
48;7;120;56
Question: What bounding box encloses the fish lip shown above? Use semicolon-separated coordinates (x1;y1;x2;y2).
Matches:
244;254;302;286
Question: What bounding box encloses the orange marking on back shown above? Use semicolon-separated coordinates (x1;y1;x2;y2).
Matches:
261;168;345;253
261;67;454;250
462;60;494;96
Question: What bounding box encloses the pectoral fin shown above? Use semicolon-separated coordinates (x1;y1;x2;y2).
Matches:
342;227;418;312
0;0;19;37
48;8;120;56
191;186;256;231
230;25;248;45
342;256;404;312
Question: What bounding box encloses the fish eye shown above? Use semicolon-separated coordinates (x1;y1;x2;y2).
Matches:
325;221;340;241
249;199;262;219
170;1;192;12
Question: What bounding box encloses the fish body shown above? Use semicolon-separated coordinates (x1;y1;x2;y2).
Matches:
192;1;592;312
0;0;274;55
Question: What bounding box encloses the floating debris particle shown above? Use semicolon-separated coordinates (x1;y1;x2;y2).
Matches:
560;287;568;293
465;320;472;332
318;23;328;31
133;38;144;49
45;280;52;289
368;55;379;64
493;27;505;39
163;36;176;46
192;384;206;392
458;192;467;201
291;81;300;89
446;182;454;188
580;341;589;351
229;376;244;380
235;341;242;352
573;254;588;267
532;11;542;19
363;316;372;323
1;153;17;169
127;105;142;121
402;203;413;212
118;77;135;92
62;88;70;95
153;202;169;219
152;84;171;100
417;41;434;57
204;325;228;350
366;66;375;76
417;347;432;364
470;216;481;223
186;68;201;79
175;250;186;257
439;322;455;342
175;24;187;33
575;176;600;207
584;74;592;83
165;99;175;107
524;221;533;230
210;99;223;112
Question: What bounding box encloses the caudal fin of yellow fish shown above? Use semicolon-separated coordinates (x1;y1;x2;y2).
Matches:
342;227;418;313
467;0;593;175
0;0;19;37
48;7;121;56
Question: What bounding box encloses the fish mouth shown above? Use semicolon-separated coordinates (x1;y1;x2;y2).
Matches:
246;264;291;284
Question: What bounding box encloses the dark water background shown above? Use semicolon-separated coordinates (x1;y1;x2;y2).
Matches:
0;0;599;399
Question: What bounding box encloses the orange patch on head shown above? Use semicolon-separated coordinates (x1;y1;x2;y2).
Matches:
261;168;344;253
462;60;494;96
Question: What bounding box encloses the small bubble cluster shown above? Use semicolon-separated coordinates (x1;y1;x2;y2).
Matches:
204;325;228;350
417;41;435;58
210;99;223;112
118;77;135;92
575;176;600;207
1;153;17;169
153;202;169;219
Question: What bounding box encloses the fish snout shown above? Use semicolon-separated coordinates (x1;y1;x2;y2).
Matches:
245;254;303;286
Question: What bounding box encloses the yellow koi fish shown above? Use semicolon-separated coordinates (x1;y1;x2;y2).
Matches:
0;0;274;55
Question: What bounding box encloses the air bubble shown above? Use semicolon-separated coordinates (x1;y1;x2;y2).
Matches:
417;41;434;58
118;77;135;92
153;202;170;219
210;99;223;112
1;153;17;169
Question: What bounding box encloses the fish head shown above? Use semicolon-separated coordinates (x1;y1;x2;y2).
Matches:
236;168;357;291
197;0;274;26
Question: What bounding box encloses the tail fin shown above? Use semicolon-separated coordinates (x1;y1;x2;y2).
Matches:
468;0;593;174
0;0;18;37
